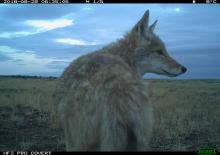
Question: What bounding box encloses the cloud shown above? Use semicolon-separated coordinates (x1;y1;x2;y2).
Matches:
0;45;71;70
0;31;33;39
55;38;99;46
0;19;74;38
0;45;76;76
26;19;73;31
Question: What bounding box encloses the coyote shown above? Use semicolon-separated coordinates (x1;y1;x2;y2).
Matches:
56;10;187;151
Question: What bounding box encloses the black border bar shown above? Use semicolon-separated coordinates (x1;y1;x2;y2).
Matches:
0;0;219;3
68;0;213;3
0;152;200;155
1;151;220;155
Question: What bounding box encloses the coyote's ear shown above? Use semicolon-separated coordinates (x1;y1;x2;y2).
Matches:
149;20;158;32
134;10;149;37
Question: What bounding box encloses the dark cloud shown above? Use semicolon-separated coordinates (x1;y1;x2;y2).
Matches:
0;19;32;33
0;54;11;61
12;59;24;62
46;60;70;70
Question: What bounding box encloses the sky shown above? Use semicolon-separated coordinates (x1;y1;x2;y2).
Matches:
0;4;220;79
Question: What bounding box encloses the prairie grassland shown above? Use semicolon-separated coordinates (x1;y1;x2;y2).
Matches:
0;77;219;151
0;77;64;151
148;79;220;151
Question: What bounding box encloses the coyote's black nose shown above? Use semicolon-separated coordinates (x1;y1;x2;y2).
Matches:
181;66;187;73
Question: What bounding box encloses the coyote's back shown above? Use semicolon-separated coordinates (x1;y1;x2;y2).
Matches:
56;10;186;151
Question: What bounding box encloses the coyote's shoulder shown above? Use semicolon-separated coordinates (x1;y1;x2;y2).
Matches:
57;45;142;102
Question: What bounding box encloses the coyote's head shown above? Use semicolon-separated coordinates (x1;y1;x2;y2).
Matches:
126;10;187;77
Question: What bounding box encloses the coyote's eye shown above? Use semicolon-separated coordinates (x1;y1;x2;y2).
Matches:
156;50;163;55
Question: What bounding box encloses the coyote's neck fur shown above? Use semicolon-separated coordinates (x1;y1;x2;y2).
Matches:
100;37;139;75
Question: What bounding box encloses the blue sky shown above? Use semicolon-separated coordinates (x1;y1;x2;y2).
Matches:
0;4;220;79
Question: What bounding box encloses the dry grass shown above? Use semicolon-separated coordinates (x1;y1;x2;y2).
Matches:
0;77;58;124
0;77;64;151
148;79;220;151
0;77;219;151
